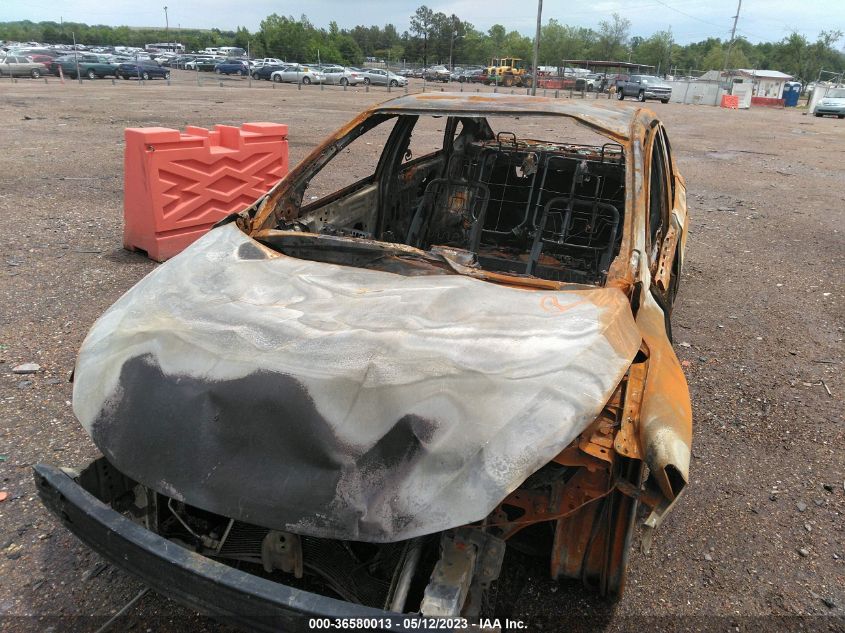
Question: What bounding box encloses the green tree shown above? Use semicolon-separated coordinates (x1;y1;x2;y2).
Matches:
701;43;748;71
410;5;435;66
593;13;630;60
633;29;674;74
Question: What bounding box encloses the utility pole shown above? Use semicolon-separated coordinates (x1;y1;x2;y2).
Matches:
72;32;81;84
163;6;169;46
722;0;742;93
531;0;542;96
448;15;456;71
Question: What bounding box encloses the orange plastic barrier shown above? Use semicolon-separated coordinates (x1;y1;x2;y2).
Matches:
537;77;576;89
123;122;289;261
720;94;739;109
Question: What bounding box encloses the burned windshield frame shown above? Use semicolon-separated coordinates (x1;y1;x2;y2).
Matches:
274;112;628;286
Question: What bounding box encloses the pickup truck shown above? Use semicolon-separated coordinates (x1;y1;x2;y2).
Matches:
616;74;672;103
254;57;285;67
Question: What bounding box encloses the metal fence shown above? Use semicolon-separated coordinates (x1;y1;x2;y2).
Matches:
664;79;725;106
8;67;617;100
10;67;749;110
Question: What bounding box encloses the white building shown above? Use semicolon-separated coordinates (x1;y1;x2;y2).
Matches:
699;68;795;99
735;69;794;98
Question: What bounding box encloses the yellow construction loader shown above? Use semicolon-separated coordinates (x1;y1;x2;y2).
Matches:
485;57;533;87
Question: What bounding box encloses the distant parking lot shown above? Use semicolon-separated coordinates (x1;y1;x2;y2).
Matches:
3;65;621;98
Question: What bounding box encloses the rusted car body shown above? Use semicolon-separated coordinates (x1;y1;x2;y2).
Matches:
35;93;692;629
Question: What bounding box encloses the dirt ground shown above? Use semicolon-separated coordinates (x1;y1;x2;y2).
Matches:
0;71;843;632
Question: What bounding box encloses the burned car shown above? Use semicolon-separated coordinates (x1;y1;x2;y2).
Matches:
35;93;692;630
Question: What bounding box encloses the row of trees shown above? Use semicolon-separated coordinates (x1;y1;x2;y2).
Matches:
2;8;844;82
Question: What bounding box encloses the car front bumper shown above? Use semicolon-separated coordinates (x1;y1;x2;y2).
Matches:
815;106;845;115
33;460;426;632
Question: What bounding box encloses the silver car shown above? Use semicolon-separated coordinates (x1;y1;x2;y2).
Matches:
0;55;46;78
320;66;363;86
270;64;326;84
360;68;407;87
184;56;217;70
813;87;845;118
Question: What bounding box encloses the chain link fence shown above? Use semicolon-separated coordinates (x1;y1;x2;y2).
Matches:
9;64;744;110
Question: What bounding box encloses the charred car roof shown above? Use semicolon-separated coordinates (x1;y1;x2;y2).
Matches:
366;92;637;141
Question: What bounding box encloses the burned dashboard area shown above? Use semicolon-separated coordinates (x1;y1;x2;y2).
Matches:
408;135;625;285
256;109;627;288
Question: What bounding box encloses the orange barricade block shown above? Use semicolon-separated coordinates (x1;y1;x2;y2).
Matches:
123;122;289;261
720;94;739;109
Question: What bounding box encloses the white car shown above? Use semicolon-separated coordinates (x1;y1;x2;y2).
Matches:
254;57;284;68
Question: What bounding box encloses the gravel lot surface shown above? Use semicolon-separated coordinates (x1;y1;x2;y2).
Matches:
0;72;842;632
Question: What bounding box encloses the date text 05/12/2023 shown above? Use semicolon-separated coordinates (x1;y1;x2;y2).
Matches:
307;617;528;630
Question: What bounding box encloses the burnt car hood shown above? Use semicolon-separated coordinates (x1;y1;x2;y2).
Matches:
73;224;641;541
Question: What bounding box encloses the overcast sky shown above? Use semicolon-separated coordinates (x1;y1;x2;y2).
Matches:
4;0;844;45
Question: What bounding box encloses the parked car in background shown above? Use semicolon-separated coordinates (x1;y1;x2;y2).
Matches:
607;73;629;89
50;53;118;79
396;68;413;77
165;55;196;68
251;63;285;81
458;68;484;83
575;73;604;92
813;87;845;118
117;61;170;80
270;64;325;84
360;68;407;87
254;57;284;68
9;47;58;60
196;58;221;72
27;53;54;68
424;64;450;82
320;66;363;86
214;59;249;75
0;55;45;78
616;74;672;103
184;56;220;71
48;54;75;74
